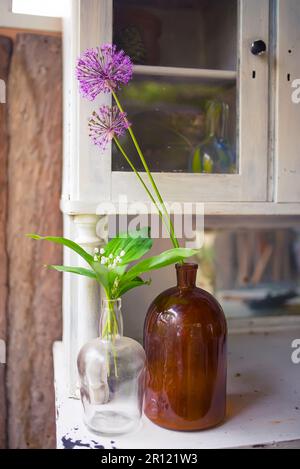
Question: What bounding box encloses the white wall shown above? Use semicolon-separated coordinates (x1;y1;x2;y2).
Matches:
0;0;61;31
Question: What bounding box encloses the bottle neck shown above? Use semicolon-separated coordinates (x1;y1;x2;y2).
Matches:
99;298;123;340
220;102;229;141
176;263;198;289
206;100;222;138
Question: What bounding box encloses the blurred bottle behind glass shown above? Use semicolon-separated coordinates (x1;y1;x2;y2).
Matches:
190;100;236;174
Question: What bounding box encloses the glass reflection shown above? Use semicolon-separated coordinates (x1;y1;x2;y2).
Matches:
114;0;237;70
113;76;236;173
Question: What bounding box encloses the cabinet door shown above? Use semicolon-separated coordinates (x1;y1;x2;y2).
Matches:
111;0;269;203
275;0;300;202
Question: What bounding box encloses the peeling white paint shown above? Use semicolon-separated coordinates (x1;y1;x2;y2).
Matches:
54;328;300;449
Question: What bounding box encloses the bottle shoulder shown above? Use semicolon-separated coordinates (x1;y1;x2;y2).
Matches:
78;336;145;358
145;285;227;332
148;285;224;313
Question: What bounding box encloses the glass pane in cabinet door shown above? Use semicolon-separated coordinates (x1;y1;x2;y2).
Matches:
113;0;238;174
113;0;237;69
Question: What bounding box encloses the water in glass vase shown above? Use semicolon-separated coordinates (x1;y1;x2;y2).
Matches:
77;298;146;435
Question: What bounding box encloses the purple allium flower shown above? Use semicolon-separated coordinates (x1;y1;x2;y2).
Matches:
76;44;133;100
88;105;130;150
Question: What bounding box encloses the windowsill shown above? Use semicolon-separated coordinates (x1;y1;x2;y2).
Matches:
60;198;300;217
54;328;300;449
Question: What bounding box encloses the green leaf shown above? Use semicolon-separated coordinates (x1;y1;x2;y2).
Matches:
103;227;153;265
120;236;153;264
26;234;93;265
27;233;110;291
47;265;97;279
28;232;193;301
116;226;150;240
117;276;151;297
90;261;111;291
122;248;199;282
105;227;150;252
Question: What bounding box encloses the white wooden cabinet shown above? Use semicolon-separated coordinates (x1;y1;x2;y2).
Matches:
275;0;300;203
62;0;300;216
61;0;300;395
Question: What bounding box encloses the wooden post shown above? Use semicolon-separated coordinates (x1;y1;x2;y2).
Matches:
0;35;12;450
7;33;62;449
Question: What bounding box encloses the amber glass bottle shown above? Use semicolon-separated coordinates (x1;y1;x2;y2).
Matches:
144;263;227;431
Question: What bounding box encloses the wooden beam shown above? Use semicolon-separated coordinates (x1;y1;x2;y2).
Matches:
7;33;62;449
0;27;61;42
0;34;12;450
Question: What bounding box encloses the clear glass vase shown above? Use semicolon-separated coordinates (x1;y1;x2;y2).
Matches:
77;298;146;435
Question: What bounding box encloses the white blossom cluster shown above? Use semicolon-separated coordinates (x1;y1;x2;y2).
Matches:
93;247;126;269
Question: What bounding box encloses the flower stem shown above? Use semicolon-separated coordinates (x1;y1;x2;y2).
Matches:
113;137;176;244
101;296;119;378
112;91;179;249
108;300;119;378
